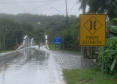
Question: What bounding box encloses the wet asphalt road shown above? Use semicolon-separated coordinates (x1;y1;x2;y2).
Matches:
0;46;95;84
0;47;61;84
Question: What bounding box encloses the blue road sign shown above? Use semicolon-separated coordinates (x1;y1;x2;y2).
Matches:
53;37;62;44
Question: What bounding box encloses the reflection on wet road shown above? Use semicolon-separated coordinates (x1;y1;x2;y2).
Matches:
0;47;60;84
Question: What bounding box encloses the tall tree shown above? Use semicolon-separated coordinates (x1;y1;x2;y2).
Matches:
78;0;117;20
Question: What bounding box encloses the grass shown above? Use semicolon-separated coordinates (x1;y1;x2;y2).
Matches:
63;67;117;84
49;47;60;51
49;44;61;51
0;50;14;53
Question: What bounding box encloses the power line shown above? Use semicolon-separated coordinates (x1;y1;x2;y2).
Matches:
27;8;52;14
68;0;78;12
37;8;52;12
24;1;54;12
59;0;61;10
71;5;79;15
24;0;73;13
75;10;79;15
0;0;59;4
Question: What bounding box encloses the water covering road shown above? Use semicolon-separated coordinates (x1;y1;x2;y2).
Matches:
0;47;62;84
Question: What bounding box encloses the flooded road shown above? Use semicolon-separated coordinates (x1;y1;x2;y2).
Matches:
0;47;61;84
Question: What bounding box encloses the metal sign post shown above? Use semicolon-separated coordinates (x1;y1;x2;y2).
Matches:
79;14;106;80
102;47;104;79
81;46;83;80
80;0;85;80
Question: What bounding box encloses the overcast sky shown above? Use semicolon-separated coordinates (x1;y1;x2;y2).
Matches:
0;0;89;16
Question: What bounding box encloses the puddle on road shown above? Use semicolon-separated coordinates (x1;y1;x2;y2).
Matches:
0;47;59;84
0;48;49;71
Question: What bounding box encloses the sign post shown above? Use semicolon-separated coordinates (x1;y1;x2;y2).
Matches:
79;14;106;80
81;46;83;80
53;37;62;50
102;47;104;79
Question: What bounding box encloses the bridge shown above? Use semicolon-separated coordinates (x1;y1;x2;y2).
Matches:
17;35;36;50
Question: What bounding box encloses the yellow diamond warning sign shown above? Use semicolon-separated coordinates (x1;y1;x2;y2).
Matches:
84;16;102;35
79;14;106;46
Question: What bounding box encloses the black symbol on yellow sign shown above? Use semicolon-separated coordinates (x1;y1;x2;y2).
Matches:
84;16;102;35
90;21;96;30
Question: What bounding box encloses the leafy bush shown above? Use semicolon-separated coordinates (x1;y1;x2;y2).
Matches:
50;44;61;50
98;37;117;76
63;23;80;51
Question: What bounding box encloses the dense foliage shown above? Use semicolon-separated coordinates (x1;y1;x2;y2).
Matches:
97;18;117;76
0;13;78;51
79;0;117;20
0;13;76;30
46;17;80;51
98;37;117;76
63;19;79;51
0;18;37;50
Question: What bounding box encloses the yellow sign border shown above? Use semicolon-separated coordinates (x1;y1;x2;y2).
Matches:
79;14;106;46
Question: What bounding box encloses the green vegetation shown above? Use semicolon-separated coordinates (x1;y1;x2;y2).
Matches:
47;17;80;51
98;37;117;75
0;18;37;51
0;13;78;52
0;13;76;30
63;68;117;84
79;0;117;20
49;44;62;51
0;50;14;53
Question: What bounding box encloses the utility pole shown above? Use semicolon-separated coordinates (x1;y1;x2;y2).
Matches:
3;27;7;52
16;25;17;48
65;0;69;31
65;0;68;25
4;32;5;52
51;0;69;50
63;0;68;50
1;26;7;52
0;27;2;53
